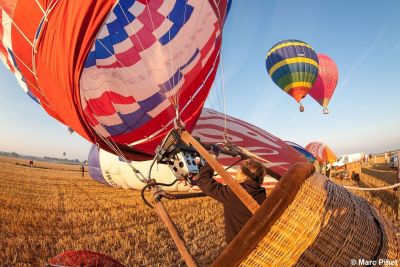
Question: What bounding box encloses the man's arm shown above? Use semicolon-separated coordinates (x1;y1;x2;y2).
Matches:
196;163;233;204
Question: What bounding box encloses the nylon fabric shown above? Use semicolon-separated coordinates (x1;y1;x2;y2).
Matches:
34;0;116;141
309;54;339;109
79;0;226;157
0;0;230;161
305;142;336;163
265;39;319;103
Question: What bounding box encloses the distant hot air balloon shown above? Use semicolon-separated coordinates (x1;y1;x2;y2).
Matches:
308;54;339;114
266;40;319;112
63;152;66;157
285;141;316;162
305;142;336;164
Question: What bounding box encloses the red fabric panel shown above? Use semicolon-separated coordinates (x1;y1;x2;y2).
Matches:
85;91;136;117
32;0;116;140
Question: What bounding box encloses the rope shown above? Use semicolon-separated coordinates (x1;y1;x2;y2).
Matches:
31;0;61;82
94;1;219;148
10;19;35;48
165;0;178;106
214;74;223;111
176;0;207;111
238;146;288;172
82;100;149;184
219;49;229;142
34;0;47;17
175;0;191;109
343;183;400;191
129;48;221;147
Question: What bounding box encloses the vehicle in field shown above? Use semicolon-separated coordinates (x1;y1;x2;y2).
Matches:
390;155;398;170
332;152;364;169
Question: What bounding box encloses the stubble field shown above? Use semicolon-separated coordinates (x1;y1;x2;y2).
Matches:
0;156;398;266
0;157;225;266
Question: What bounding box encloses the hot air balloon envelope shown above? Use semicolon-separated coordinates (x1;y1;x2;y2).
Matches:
309;54;339;113
285;141;316;162
265;40;319;104
305;142;336;164
0;0;231;161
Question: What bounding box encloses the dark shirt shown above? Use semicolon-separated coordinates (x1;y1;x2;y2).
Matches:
197;164;266;243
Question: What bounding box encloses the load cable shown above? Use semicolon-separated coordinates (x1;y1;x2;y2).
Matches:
343;183;400;191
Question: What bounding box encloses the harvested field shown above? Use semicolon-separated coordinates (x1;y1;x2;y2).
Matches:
0;157;398;266
0;156;83;172
0;157;225;266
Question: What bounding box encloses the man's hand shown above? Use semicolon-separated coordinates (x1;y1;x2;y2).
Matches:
209;144;220;157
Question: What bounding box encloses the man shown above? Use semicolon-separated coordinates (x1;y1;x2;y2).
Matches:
80;165;85;177
197;159;266;243
325;162;331;178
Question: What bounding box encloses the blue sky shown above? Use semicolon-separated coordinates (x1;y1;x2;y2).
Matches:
1;0;400;161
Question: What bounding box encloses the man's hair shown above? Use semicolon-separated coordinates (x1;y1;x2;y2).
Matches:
236;159;266;185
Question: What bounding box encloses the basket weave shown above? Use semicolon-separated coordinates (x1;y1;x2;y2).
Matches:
238;173;400;267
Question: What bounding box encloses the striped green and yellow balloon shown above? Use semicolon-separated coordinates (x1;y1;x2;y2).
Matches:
266;40;319;105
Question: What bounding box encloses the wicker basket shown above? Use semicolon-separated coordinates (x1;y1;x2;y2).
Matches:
214;165;400;267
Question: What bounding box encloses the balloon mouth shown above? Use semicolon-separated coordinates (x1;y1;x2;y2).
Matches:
289;87;309;103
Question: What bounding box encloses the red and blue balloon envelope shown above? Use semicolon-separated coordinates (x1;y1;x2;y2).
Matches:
308;54;339;114
0;0;231;160
265;39;319;111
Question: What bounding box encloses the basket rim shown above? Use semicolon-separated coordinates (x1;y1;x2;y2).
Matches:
213;162;316;267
